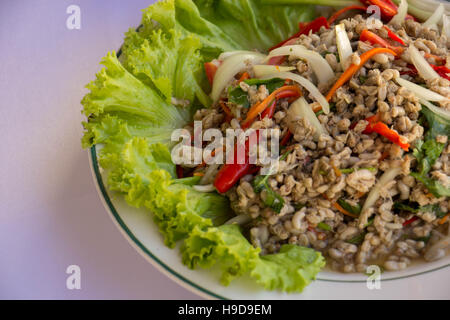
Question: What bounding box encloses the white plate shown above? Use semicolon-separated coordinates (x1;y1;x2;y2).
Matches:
89;146;450;299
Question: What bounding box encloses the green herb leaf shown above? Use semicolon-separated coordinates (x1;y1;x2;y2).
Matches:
337;199;362;216
227;78;284;108
228;86;250;108
340;167;377;174
317;222;332;231
347;232;367;245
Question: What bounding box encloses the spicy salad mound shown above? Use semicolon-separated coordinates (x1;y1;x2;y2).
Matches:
82;0;450;292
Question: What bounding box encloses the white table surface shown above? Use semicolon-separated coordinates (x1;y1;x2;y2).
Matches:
0;0;199;299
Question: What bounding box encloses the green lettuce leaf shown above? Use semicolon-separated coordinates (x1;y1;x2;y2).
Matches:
124;29;210;107
147;170;232;247
140;0;316;60
182;224;260;284
182;225;325;291
250;244;325;292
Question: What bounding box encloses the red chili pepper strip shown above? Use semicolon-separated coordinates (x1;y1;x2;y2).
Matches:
260;100;277;119
403;216;419;226
360;30;404;55
402;64;450;81
176;165;184;179
431;65;450;81
363;0;397;19
280;130;293;146
204;62;218;85
383;25;405;46
328;5;367;25
214;131;258;193
214;163;255;193
270;17;329;51
363;121;410;151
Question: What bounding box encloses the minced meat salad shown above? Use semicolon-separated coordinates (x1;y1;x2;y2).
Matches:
179;12;450;273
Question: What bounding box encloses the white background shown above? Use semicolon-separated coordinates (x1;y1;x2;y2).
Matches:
0;0;199;299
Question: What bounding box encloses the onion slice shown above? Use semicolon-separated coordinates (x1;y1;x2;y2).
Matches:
211;52;266;103
423;3;444;28
335;23;353;70
395;77;448;101
193;184;216;192
361;167;402;215
218;50;262;61
258;71;330;114
420;99;450;121
390;0;408;25
287;97;327;141
443;14;450;38
408;45;440;81
267;45;334;85
252;65;296;78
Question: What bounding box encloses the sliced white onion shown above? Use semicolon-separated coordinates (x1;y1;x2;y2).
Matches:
259;71;330;114
420;99;450;121
390;0;408;25
211;52;266;103
423;3;444;28
395;77;448;101
252;65;296;78
267;45;335;85
409;0;450;12
287;97;327;141
218;50;261;61
335;23;353;70
408;44;440;81
361;167;402;214
193;184;216;192
443;14;450;37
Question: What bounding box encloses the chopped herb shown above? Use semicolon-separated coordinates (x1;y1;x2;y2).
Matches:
340;167;377;174
252;150;292;214
294;203;306;210
317;222;332;231
315;109;324;116
253;178;284;213
337;199;362;216
319;170;327;175
414;235;431;243
410;106;450;198
364;217;375;228
347;232;367;245
359;75;368;84
394;202;446;219
244;78;285;93
227;78;285;108
228;86;250;108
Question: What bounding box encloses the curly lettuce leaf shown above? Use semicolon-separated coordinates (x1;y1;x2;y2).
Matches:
140;0;316;60
147;171;232;247
250;244;325;292
182;225;325;291
123;29;210;107
181;224;261;284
